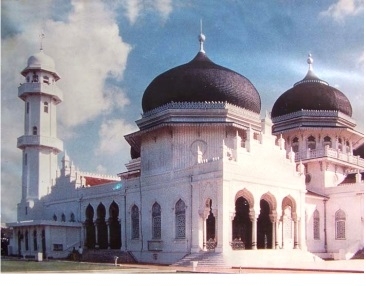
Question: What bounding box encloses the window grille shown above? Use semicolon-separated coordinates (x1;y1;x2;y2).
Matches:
152;203;161;239
335;210;346;239
175;199;186;239
131;205;139;239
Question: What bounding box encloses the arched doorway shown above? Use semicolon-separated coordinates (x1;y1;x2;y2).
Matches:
232;197;252;249
281;196;297;249
96;203;108;249
205;199;216;250
85;204;96;249
109;201;121;249
257;199;272;249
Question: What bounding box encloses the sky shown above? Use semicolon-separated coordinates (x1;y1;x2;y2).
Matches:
1;0;364;223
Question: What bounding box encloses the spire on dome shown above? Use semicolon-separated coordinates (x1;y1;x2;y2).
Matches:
39;31;45;51
293;53;328;86
198;19;206;53
307;53;313;71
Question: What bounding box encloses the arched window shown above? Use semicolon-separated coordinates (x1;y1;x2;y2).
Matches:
44;102;49;113
307;135;316;150
345;141;350;153
335;209;346;239
25;231;29;251
32;126;38;135
70;213;75;222
313;209;320;240
53;214;57;221
323;136;332;148
32;73;38;83
337;138;342;150
131;205;139;239
291;137;299;152
152;202;161;239
33;230;38;251
61;213;66;222
43;75;49;84
175;199;186;239
26;76;30;83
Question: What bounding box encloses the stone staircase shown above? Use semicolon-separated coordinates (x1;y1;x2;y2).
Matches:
81;249;137;264
172;251;230;269
172;249;324;270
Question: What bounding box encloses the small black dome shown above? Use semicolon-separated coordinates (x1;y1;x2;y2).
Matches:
142;52;261;113
272;63;352;118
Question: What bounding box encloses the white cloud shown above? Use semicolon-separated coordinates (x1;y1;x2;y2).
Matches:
46;1;132;127
95;119;137;156
153;0;173;20
103;85;131;112
320;0;364;22
96;164;108;174
1;0;132;221
117;0;173;24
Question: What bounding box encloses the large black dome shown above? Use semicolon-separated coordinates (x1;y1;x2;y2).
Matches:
271;56;352;118
142;52;261;113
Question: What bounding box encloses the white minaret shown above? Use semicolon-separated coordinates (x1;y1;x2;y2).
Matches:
17;38;63;219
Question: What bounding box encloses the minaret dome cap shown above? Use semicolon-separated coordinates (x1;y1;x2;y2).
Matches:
21;50;60;80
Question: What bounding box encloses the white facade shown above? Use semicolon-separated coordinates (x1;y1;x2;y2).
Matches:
7;43;363;266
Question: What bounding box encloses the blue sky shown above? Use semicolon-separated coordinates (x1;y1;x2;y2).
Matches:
1;0;364;223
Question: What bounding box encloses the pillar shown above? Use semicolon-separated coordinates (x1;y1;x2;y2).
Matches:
94;222;99;248
275;218;280;249
203;216;207;250
269;213;277;250
293;214;299;249
251;214;258;250
107;220;111;249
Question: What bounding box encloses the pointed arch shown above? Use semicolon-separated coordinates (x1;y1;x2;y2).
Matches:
282;195;297;214
232;190;254;249
109;201;121;249
235;189;254;208
70;212;75;222
97;203;106;220
260;192;277;213
307;135;316;150
131;204;140;239
109;201;119;218
335;209;346;239
85;204;94;221
281;195;297;249
257;193;276;249
152;202;161;239
96;203;108;249
175;199;186;239
85;204;95;249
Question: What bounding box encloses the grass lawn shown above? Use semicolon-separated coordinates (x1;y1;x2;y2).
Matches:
1;258;125;273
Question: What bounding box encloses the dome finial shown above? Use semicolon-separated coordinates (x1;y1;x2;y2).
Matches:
198;19;206;53
39;31;45;51
307;53;313;71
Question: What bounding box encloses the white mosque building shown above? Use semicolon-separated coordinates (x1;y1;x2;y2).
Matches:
6;31;364;267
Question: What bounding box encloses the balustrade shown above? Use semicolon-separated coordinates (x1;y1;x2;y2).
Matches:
294;147;363;168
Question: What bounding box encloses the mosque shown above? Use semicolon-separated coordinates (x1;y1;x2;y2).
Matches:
6;31;364;267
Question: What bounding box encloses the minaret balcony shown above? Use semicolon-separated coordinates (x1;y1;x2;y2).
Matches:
18;82;63;103
17;135;63;152
294;147;364;169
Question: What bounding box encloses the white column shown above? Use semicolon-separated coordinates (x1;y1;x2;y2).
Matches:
251;214;258;250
